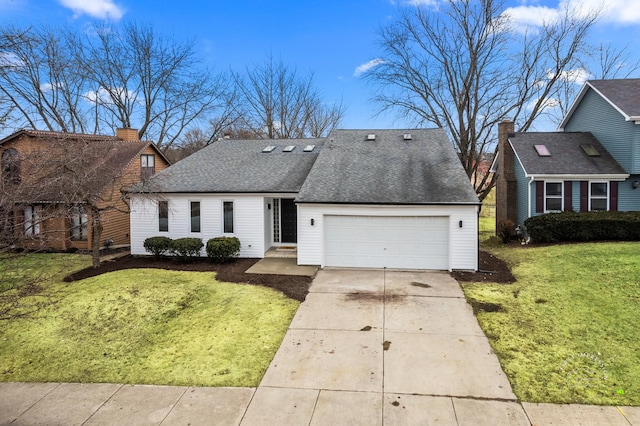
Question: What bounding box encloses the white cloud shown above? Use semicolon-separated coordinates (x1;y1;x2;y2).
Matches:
503;0;640;29
354;58;386;77
527;96;561;112
0;52;23;67
548;67;592;85
84;87;136;105
40;82;65;92
59;0;125;20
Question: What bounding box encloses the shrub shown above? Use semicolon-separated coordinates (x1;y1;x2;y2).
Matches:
206;236;241;263
524;211;640;243
143;236;173;259
496;219;515;244
170;237;204;261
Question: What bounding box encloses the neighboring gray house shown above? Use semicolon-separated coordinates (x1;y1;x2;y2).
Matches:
130;129;480;271
496;79;640;227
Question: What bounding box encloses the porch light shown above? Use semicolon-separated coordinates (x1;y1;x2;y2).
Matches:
459;220;463;228
633;181;639;189
311;218;315;226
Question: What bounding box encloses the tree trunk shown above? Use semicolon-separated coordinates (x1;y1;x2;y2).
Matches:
89;206;103;268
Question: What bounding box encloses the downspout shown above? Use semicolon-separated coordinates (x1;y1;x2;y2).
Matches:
527;176;535;221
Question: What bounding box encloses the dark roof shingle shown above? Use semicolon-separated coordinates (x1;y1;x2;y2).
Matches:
137;139;324;193
509;132;627;176
296;129;479;204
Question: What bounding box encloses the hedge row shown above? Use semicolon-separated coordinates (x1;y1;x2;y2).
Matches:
524;211;640;243
143;236;240;263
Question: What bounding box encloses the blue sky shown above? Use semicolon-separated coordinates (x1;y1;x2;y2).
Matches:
1;0;640;130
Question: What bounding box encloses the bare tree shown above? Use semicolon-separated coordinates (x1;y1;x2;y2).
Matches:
0;25;90;133
233;56;345;139
365;0;600;200
0;23;234;151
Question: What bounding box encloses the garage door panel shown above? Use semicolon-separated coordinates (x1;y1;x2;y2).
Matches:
324;215;449;270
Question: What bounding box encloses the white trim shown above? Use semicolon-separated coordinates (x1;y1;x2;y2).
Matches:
526;174;628;181
222;200;235;235
544;181;563;213
588;181;609;211
189;200;201;233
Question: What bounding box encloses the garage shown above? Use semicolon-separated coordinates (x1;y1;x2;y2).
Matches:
323;215;449;270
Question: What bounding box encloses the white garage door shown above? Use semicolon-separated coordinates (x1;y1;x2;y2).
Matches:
324;215;449;269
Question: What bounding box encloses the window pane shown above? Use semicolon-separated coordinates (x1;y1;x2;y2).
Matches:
223;202;234;233
546;182;562;196
546;198;562;211
591;198;607;211
158;201;168;232
591;182;607;197
190;202;200;233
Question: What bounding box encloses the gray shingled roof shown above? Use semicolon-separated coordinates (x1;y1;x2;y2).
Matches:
588;79;640;118
296;129;479;204
134;139;324;193
509;132;627;176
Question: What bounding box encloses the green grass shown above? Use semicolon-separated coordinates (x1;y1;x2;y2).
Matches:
463;242;640;405
0;256;299;387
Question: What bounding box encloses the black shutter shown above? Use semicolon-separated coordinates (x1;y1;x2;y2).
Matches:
564;181;572;211
536;181;544;213
610;181;618;211
580;181;588;212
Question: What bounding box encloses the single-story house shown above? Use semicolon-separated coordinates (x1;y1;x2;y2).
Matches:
130;129;480;271
496;79;640;227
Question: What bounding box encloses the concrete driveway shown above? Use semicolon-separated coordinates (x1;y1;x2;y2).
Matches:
4;268;639;424
241;268;529;425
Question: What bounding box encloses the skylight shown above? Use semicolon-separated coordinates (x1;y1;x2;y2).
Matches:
580;144;600;157
262;146;275;153
534;144;551;157
366;134;376;141
283;145;295;152
403;133;412;140
303;145;315;152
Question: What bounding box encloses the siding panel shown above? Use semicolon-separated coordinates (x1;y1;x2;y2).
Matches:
564;88;636;173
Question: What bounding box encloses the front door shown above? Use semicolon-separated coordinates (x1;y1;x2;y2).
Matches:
280;199;297;243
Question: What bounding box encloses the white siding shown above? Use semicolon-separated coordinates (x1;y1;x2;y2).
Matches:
297;204;478;271
130;193;266;257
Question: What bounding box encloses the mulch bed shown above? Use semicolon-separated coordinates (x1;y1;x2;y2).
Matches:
64;256;313;302
450;250;515;284
65;250;515;303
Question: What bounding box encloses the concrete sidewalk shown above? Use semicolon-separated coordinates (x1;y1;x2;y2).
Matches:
2;269;639;425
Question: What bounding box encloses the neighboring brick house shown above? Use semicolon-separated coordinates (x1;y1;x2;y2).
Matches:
0;128;169;251
495;78;640;229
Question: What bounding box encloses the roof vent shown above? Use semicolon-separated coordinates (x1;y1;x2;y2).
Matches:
534;144;551;157
366;134;376;141
403;133;412;140
262;146;275;153
283;145;295;152
580;144;600;157
303;145;315;152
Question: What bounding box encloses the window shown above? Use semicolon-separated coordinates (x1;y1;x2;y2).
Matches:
158;201;168;232
70;205;88;240
24;205;40;237
2;148;21;185
190;201;200;233
223;201;234;233
545;182;563;212
141;154;155;180
590;182;609;211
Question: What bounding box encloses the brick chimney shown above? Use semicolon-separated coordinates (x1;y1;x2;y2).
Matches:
116;128;139;141
495;120;518;230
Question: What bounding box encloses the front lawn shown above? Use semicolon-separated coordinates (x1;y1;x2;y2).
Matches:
0;255;299;387
463;242;640;405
